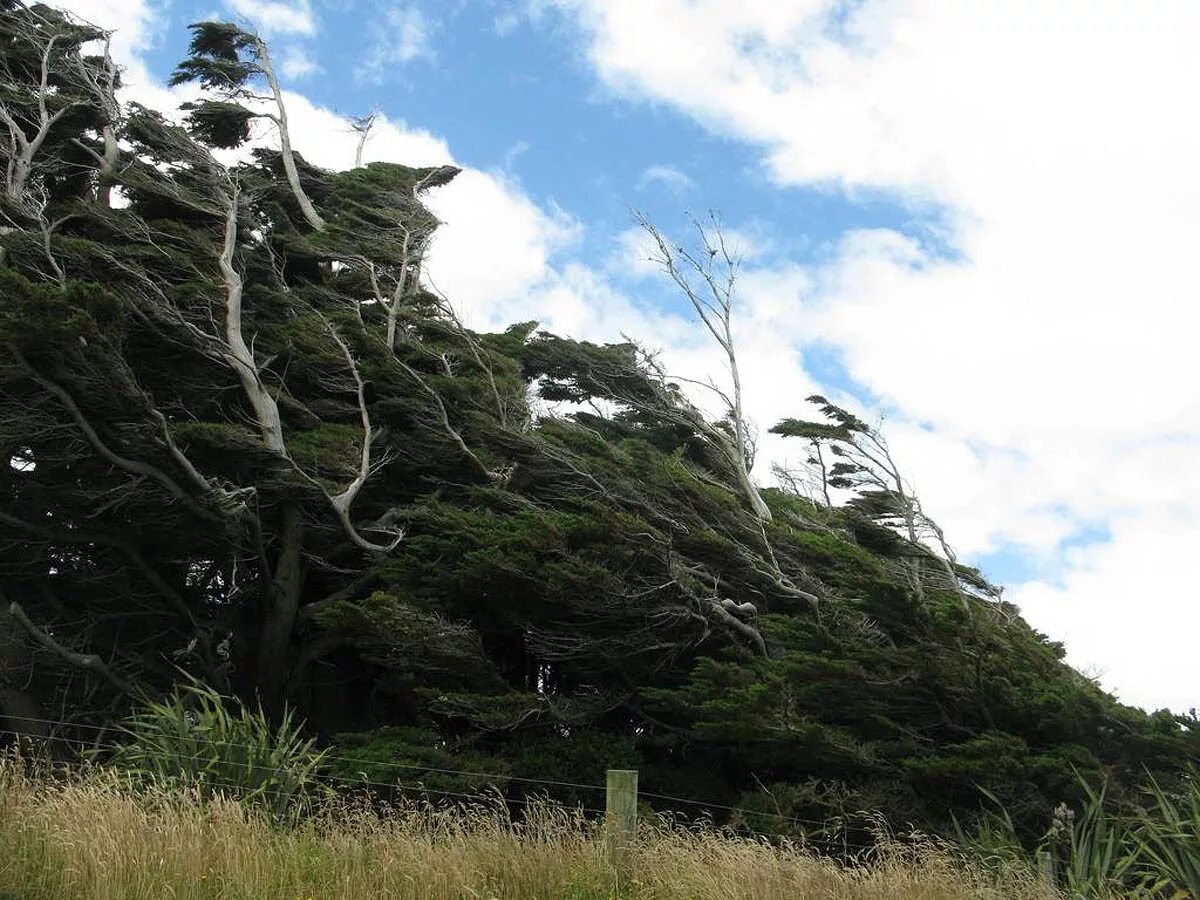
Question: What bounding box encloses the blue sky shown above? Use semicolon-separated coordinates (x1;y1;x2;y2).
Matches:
73;0;1200;714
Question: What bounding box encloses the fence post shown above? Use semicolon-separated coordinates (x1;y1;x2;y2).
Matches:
605;768;638;881
1036;849;1055;891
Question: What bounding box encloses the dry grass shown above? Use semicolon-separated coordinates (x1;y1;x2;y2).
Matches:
0;759;1059;900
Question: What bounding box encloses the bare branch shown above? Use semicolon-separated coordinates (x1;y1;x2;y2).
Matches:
350;108;378;169
318;314;404;553
7;600;136;697
635;211;771;524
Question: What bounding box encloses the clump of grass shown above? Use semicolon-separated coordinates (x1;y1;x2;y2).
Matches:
0;757;1055;900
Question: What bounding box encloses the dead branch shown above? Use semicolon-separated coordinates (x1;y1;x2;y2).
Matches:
636;211;771;524
316;314;404;553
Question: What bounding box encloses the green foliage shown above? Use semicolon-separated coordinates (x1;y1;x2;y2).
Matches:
776;527;898;596
1052;779;1136;898
169;22;259;91
325;726;510;799
178;99;256;147
508;729;639;808
98;680;326;820
0;269;112;344
1131;774;1200;896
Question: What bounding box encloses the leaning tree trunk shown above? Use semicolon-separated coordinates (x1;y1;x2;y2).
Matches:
256;503;305;715
256;39;325;232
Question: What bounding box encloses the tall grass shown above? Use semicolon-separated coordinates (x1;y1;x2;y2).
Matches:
0;757;1056;900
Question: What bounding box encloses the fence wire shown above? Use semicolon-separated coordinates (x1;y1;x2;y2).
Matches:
0;714;870;835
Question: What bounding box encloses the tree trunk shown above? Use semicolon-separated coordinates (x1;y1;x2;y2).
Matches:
732;447;772;522
0;603;46;740
7;152;31;201
257;503;305;714
219;184;287;454
257;40;325;232
724;310;771;524
385;228;413;350
97;125;118;208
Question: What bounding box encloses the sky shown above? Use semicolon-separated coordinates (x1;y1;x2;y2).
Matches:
61;0;1200;714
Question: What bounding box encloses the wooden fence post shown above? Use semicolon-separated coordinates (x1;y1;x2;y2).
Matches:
1037;849;1055;891
605;768;638;881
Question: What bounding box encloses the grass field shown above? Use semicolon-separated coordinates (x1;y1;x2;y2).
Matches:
0;760;1057;900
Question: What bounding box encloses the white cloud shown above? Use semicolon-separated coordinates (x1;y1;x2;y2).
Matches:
637;163;695;195
227;0;317;36
58;0;160;56
357;5;435;83
494;9;521;36
263;93;453;170
1008;504;1200;713
280;45;321;80
502;139;532;172
554;0;1200;711
606;226;661;282
423;169;581;325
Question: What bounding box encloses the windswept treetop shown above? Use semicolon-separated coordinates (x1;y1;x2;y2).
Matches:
171;19;326;229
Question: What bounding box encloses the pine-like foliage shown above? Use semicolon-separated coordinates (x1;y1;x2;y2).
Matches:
0;0;1195;842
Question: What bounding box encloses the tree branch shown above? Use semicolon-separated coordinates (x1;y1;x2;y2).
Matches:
7;601;136;697
317;314;404;553
7;343;221;523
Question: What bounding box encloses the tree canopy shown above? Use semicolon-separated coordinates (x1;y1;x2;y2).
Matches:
0;0;1195;843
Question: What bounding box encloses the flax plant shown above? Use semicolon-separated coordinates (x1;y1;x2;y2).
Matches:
94;679;326;821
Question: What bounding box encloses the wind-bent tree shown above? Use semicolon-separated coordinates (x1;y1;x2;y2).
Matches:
0;3;105;202
0;5;812;724
772;395;994;610
170;21;325;231
0;3;489;718
0;2;114;277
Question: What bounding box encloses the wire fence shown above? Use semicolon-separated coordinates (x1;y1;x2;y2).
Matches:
0;713;865;836
0;714;610;794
